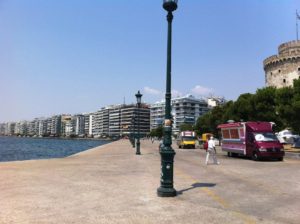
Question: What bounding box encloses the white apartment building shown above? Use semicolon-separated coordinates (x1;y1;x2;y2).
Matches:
26;118;42;136
38;118;49;137
92;108;109;137
150;95;210;134
84;113;93;137
60;115;72;137
75;114;85;137
149;101;165;131
90;104;150;138
0;104;150;138
120;104;150;137
4;122;16;135
50;115;61;136
0;123;5;135
207;97;226;108
46;118;52;136
108;106;122;137
14;122;22;136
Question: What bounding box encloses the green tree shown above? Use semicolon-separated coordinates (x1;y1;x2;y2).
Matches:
275;86;294;130
195;104;227;138
222;100;238;122
252;87;281;125
232;93;255;121
149;129;157;137
149;125;163;138
291;78;300;133
195;79;300;136
179;123;194;132
194;113;211;136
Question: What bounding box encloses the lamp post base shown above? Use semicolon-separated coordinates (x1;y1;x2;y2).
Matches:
157;186;177;197
157;145;176;197
136;141;141;155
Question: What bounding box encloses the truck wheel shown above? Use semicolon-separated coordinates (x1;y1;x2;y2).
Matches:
252;152;259;161
278;157;283;161
227;152;232;157
232;153;238;157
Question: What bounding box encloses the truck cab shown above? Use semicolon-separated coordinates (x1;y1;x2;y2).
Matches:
246;131;284;161
176;131;196;149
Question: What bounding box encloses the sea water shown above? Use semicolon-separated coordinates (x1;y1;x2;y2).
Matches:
0;136;110;162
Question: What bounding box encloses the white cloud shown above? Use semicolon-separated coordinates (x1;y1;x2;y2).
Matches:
143;87;184;99
143;87;162;95
191;85;213;96
172;89;183;97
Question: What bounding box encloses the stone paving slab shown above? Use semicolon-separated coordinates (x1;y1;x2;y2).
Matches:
0;140;299;224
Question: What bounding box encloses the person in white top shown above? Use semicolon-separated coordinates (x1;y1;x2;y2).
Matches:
205;136;220;165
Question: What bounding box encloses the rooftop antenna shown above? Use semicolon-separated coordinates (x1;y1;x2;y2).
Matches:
296;10;300;41
123;96;126;105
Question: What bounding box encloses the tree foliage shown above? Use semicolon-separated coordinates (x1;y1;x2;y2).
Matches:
195;78;300;135
179;123;194;132
291;78;300;133
149;125;163;138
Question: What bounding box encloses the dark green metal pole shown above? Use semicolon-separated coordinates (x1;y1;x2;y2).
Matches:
136;105;141;155
129;115;135;148
135;90;142;155
157;0;177;197
133;116;136;148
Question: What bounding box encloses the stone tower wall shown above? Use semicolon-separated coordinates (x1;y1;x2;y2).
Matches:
263;40;300;88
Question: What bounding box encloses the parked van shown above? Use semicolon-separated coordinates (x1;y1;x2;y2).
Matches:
176;131;196;149
276;129;299;144
217;122;284;161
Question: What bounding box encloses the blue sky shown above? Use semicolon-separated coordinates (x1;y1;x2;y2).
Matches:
0;0;299;122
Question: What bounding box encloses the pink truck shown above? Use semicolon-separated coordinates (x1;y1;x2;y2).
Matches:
217;122;284;161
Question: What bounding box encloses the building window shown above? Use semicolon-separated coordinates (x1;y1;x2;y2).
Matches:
298;67;300;71
283;79;286;83
278;70;281;73
270;72;273;76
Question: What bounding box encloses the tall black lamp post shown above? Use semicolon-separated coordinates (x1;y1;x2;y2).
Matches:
135;90;142;155
130;115;136;148
157;0;178;197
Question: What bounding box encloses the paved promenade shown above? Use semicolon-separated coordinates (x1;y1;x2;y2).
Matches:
0;140;299;224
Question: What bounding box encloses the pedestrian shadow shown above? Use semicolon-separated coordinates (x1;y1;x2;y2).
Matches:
177;183;216;195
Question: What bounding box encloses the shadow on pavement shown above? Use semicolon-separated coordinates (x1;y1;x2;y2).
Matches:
177;182;216;195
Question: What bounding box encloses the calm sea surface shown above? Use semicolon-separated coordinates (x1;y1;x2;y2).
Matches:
0;136;111;162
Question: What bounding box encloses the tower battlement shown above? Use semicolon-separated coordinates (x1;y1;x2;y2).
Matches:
263;40;300;88
278;40;300;56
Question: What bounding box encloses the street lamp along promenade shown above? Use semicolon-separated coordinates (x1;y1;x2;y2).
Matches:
157;0;178;197
130;115;136;148
135;90;142;155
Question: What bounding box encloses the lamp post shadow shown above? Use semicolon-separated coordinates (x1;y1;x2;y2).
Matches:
177;183;216;195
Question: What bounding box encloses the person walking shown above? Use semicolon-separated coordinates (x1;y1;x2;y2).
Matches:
205;136;220;165
151;137;154;143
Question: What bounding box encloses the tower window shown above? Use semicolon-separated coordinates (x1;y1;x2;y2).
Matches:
278;70;281;73
298;67;300;71
270;72;273;76
283;79;286;83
